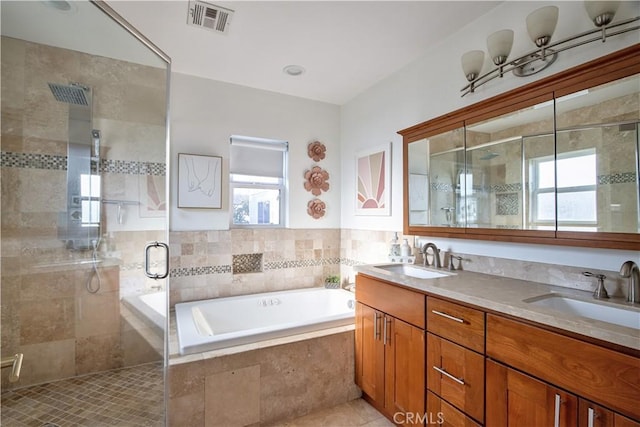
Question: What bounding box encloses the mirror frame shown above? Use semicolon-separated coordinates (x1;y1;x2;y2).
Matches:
399;44;640;251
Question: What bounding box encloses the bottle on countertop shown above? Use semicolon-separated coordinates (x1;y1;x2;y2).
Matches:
401;238;411;257
390;232;401;256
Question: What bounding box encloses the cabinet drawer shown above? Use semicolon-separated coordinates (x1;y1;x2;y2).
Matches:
426;297;485;353
356;275;425;328
427;391;481;427
427;333;484;424
487;314;640;421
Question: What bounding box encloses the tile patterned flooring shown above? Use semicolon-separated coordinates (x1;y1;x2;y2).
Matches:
1;360;389;427
268;399;394;427
0;362;164;427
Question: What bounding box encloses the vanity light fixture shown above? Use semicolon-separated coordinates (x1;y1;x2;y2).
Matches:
460;1;638;96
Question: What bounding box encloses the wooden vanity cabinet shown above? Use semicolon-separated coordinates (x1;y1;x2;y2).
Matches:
486;313;640;425
579;399;640;427
486;358;578;427
355;275;425;424
426;297;485;425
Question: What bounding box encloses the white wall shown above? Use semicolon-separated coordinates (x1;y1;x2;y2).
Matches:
170;72;341;231
340;1;640;271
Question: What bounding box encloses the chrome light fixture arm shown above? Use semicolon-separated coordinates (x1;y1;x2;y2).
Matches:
461;15;640;97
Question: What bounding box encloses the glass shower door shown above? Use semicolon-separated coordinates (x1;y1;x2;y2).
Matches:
1;1;170;425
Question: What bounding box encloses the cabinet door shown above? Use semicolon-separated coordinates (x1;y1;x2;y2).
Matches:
486;359;577;427
579;399;640;427
355;302;385;403
427;333;484;423
384;316;425;420
427;391;481;427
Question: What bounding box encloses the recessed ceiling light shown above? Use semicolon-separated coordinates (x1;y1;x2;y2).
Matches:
283;65;305;77
41;1;75;12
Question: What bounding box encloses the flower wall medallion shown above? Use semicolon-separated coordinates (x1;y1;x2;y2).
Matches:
304;166;330;196
307;199;326;219
307;141;326;162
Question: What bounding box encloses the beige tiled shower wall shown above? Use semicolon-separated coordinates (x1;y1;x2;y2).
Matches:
1;36;166;388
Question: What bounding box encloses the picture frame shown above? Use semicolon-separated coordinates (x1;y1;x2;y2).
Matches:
178;153;222;209
355;143;391;216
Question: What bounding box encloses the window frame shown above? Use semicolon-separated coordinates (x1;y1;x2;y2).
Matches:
529;149;597;228
229;136;288;228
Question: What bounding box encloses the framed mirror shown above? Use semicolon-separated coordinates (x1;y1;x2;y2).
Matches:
401;45;640;250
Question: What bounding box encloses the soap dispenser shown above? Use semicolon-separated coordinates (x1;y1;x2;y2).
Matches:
401;238;411;257
389;232;401;256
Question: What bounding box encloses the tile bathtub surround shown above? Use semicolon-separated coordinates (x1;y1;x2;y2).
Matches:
168;331;360;426
168;228;341;306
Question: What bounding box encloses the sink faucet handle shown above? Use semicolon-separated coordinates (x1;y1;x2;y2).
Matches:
448;254;463;271
582;271;609;299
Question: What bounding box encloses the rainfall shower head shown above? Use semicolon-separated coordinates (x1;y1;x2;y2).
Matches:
48;82;90;106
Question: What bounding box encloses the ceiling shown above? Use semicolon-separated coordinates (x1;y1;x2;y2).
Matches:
1;0;503;105
107;1;503;105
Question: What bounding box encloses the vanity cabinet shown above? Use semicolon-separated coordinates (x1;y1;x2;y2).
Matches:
579;399;640;427
486;313;640;425
426;297;485;425
486;359;578;426
355;275;425;424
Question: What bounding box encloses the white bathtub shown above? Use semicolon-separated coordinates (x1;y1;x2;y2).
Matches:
175;287;356;355
122;291;166;333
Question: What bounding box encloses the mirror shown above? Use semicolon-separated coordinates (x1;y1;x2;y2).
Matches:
555;74;639;234
408;127;464;227
401;45;640;249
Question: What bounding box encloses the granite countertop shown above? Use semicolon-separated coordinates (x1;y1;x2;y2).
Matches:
354;264;640;351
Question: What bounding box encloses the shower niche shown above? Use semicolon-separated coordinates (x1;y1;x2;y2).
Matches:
402;48;640;250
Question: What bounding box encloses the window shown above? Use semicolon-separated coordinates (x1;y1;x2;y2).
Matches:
530;149;597;229
230;136;287;227
80;173;101;227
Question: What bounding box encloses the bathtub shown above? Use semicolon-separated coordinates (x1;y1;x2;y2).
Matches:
122;291;166;333
175;287;356;355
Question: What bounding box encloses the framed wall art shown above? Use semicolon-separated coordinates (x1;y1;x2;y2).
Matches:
178;153;222;209
355;143;391;216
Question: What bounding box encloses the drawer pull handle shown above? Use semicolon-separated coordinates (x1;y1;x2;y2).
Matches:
432;366;465;385
587;407;595;427
431;310;464;323
554;394;561;427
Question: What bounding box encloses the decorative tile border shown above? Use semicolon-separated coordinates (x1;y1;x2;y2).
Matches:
0;151;165;176
265;257;341;270
1;152;67;169
167;257;343;278
170;265;232;278
598;172;637;185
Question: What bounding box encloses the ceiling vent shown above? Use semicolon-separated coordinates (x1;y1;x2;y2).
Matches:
187;0;233;35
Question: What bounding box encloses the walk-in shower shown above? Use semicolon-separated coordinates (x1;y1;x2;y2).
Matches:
50;82;102;251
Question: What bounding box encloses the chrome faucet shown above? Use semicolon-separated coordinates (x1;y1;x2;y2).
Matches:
421;243;442;268
619;261;640;303
582;271;608;299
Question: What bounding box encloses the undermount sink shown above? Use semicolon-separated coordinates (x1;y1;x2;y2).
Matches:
525;294;640;329
373;264;451;280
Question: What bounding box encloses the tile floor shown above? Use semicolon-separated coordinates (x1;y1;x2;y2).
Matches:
267;398;394;427
0;362;164;427
1;361;389;427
